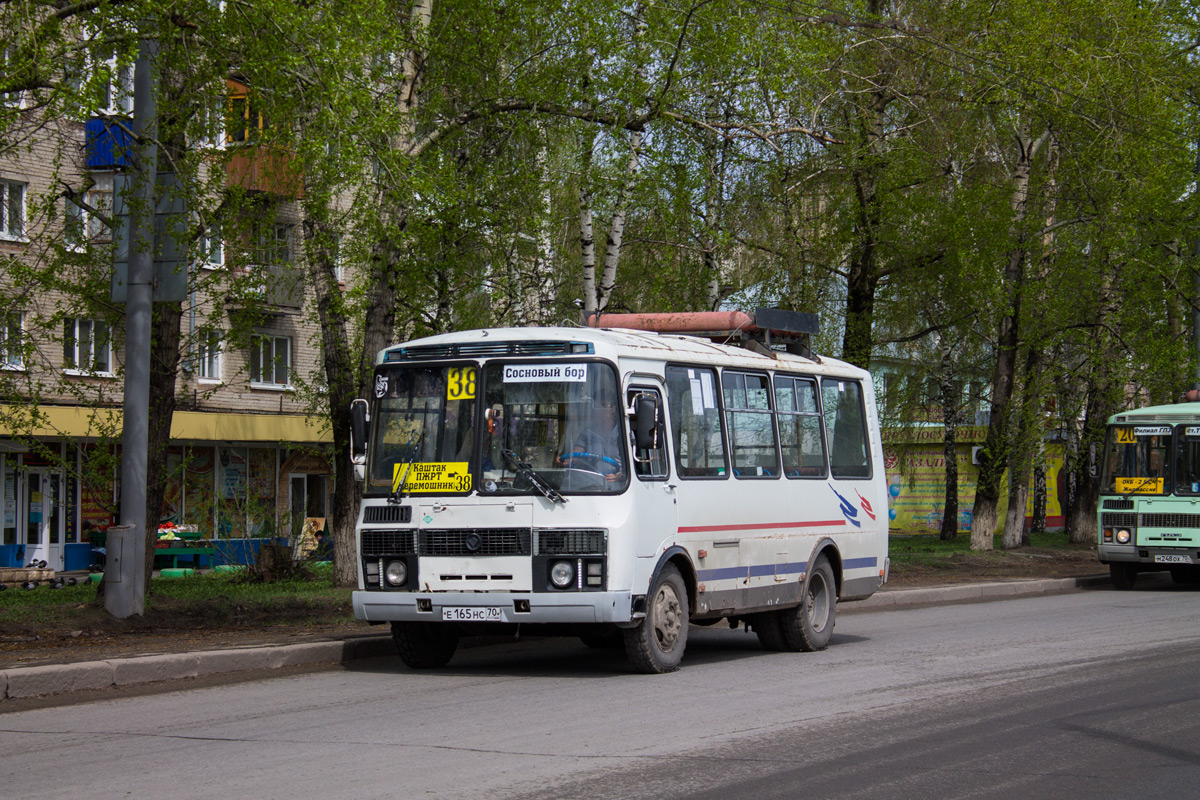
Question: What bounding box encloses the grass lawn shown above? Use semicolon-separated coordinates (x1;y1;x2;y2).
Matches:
0;563;354;628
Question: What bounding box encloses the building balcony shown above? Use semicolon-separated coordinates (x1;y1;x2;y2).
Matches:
225;146;304;199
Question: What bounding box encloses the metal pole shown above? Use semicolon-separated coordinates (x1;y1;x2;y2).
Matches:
106;40;157;618
1193;136;1200;391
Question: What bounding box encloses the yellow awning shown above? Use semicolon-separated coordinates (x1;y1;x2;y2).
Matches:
0;405;332;444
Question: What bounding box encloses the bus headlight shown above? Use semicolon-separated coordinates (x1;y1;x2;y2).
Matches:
384;560;408;586
1115;529;1132;545
550;560;574;589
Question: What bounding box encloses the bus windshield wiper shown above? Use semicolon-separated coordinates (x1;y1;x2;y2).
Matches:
390;429;423;504
1122;475;1160;501
502;448;565;504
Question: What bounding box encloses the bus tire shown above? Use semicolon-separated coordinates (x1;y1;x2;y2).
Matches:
580;627;624;649
1110;563;1138;591
779;556;836;652
1169;566;1200;585
392;622;459;668
624;564;688;674
754;613;788;652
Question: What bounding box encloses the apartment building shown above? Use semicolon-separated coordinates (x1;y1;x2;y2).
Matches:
0;70;335;571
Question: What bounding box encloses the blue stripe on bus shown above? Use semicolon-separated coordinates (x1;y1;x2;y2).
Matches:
697;556;877;582
698;562;807;582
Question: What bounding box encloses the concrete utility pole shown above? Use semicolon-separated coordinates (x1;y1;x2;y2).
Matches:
105;40;158;619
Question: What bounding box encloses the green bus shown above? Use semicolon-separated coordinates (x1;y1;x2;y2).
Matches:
1097;402;1200;589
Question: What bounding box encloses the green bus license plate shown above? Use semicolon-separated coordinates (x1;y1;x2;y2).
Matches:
442;606;504;622
1153;554;1192;564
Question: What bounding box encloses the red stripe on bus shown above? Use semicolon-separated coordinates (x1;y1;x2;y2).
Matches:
677;519;847;533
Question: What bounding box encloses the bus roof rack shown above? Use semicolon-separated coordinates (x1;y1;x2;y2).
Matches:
584;308;819;360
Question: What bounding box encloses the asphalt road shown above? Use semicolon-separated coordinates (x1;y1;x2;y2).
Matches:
2;585;1198;799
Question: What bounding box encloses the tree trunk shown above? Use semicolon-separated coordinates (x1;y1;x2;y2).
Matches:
579;130;598;316
302;213;362;587
141;301;183;588
939;340;959;540
1002;481;1028;549
1066;373;1115;544
970;125;1050;551
1031;464;1047;536
838;10;891;371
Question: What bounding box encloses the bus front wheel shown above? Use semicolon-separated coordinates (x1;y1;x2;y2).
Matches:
1109;563;1138;591
625;564;688;674
778;556;836;652
392;622;460;669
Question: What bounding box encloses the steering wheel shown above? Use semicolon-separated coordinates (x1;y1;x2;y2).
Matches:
562;451;622;474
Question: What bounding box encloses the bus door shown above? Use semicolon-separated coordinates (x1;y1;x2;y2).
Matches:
626;384;676;557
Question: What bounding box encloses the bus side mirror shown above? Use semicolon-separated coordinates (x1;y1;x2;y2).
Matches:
1088;442;1098;479
350;399;369;471
634;394;659;450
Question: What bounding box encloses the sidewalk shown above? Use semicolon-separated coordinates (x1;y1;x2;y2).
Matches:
0;574;1110;703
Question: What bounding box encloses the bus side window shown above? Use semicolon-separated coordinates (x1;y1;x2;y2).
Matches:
775;375;827;479
722;371;780;479
822;379;872;479
628;388;668;479
665;365;728;478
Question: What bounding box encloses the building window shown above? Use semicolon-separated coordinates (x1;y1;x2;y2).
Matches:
65;187;112;249
201;224;223;268
63;317;112;374
97;57;134;116
197;328;221;381
0;180;25;239
249;334;290;388
0;313;23;369
254;222;291;266
2;48;24;108
227;92;267;144
332;233;345;284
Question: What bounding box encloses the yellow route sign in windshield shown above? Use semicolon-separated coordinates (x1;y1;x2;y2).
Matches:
393;462;472;493
1115;477;1163;494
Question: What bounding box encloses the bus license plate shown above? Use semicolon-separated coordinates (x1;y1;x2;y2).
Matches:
443;606;504;622
1153;554;1193;564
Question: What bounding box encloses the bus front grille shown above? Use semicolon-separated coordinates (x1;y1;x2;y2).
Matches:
420;529;532;556
535;529;607;555
363;505;412;524
1140;513;1200;530
361;530;417;556
1101;513;1137;528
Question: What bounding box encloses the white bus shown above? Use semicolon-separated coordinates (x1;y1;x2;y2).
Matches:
349;311;889;673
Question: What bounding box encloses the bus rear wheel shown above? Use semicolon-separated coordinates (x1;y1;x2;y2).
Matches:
392;622;460;668
1109;563;1138;591
1169;566;1200;586
625;564;688;674
753;613;788;651
778;556;836;652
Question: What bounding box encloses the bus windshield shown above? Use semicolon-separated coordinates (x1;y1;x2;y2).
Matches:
366;360;627;497
1101;425;1172;496
366;364;478;496
479;361;626;496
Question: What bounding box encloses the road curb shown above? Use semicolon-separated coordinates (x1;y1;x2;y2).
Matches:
1;576;1109;701
1;635;396;701
843;574;1110;612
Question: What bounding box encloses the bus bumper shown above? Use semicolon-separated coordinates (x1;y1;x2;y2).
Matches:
1098;543;1200;565
353;590;635;625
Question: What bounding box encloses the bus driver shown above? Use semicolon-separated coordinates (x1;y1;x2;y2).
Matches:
558;397;625;482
